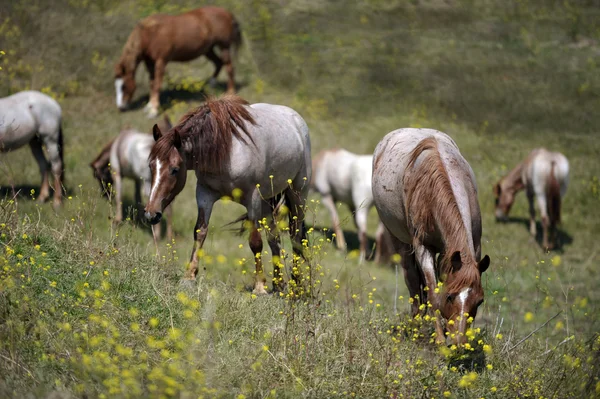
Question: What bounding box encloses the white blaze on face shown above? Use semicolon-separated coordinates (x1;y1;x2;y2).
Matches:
149;159;162;205
457;287;472;334
115;78;124;108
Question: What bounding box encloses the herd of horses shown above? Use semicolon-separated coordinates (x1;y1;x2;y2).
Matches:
0;6;571;345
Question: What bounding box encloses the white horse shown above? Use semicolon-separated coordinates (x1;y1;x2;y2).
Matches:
144;95;311;295
372;128;489;345
311;148;387;263
0;91;64;207
494;148;569;250
90;117;173;240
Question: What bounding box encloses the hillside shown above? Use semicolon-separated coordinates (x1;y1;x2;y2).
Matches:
0;0;599;397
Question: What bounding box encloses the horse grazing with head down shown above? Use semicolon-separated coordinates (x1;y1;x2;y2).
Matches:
0;91;64;208
372;128;490;345
144;95;312;295
311;148;388;263
494;148;569;250
90;115;174;240
114;6;241;117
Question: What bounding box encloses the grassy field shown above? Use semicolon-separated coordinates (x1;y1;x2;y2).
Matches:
1;0;600;397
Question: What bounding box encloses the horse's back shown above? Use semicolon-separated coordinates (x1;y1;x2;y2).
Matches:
0;91;61;150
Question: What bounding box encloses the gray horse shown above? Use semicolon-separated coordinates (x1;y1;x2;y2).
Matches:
0;91;64;207
144;95;312;294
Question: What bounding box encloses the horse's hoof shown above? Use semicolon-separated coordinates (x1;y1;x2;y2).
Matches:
146;108;159;118
252;285;269;296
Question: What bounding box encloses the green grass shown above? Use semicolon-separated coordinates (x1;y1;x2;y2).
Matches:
1;0;600;397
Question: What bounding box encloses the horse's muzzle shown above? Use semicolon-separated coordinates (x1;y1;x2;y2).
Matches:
145;211;162;225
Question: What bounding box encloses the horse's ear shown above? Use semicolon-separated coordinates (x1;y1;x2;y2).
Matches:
152;124;162;142
478;255;490;274
450;251;462;273
493;183;501;197
173;128;181;149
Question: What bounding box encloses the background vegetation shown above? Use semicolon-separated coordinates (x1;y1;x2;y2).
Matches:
0;0;599;397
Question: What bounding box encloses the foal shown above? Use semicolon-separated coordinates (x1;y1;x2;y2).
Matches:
114;6;242;117
311;148;387;263
373;128;490;345
494;148;569;250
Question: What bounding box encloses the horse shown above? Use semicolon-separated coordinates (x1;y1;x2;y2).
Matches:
311;148;388;263
114;6;242;117
90;115;174;240
494;148;569;250
0;90;64;208
372;128;490;345
144;95;312;295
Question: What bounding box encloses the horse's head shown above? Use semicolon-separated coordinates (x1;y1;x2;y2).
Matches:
493;180;516;221
90;163;114;198
439;251;490;345
114;62;136;111
144;124;187;225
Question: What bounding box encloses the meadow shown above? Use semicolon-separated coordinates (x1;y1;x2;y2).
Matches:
0;0;599;397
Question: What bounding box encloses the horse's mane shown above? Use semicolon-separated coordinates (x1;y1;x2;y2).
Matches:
116;23;143;74
403;137;479;293
90;137;116;169
150;94;256;172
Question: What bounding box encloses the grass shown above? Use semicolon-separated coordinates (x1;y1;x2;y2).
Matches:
1;0;600;397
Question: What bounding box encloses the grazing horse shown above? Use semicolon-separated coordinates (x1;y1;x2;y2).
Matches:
311;148;387;263
494;148;569;250
0;91;64;207
372;128;490;345
90;115;174;240
144;95;311;294
114;6;242;117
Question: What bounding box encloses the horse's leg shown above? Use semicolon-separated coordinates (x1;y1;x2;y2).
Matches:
220;47;235;93
113;172;123;223
184;185;217;280
354;206;369;263
165;204;174;242
285;184;308;292
321;194;346;251
45;137;63;208
205;48;223;87
29;137;50;203
374;221;386;264
248;220;268;295
527;189;536;236
267;218;285;293
148;58;164;118
536;195;550;250
415;244;445;344
400;243;421;317
144;59;156;112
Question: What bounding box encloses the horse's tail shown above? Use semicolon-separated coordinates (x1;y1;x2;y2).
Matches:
58;121;65;187
547;161;561;225
230;17;242;58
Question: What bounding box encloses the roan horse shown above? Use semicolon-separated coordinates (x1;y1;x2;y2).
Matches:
144;95;312;294
90;116;173;240
114;6;242;117
311;148;387;263
494;148;569;250
372;128;490;345
0;91;64;207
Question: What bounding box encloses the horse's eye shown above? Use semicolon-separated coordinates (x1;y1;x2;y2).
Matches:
446;295;455;303
171;167;179;176
477;299;484;307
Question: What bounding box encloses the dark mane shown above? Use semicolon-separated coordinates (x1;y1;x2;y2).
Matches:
403;137;479;293
149;94;256;172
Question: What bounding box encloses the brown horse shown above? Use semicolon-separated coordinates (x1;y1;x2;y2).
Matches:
144;95;312;294
372;129;490;345
494;148;569;250
114;6;242;117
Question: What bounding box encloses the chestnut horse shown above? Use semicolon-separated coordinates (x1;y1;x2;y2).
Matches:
372;128;490;345
114;6;242;117
0;91;64;208
144;95;311;295
311;148;387;263
494;148;569;250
